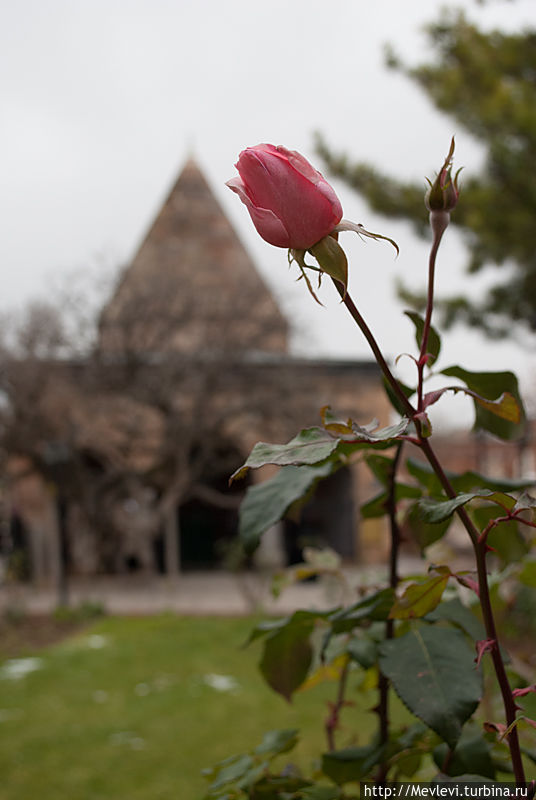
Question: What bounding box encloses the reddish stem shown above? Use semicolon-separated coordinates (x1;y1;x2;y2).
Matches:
376;443;403;785
478;515;512;544
417;211;449;411
419;438;526;784
415;211;525;783
325;657;351;752
332;274;526;783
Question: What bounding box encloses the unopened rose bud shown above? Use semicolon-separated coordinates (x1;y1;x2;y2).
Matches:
226;144;343;250
425;137;461;213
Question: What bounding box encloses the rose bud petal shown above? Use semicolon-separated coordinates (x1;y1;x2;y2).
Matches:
226;144;343;250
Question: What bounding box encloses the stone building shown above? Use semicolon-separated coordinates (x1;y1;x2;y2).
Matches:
4;158;392;582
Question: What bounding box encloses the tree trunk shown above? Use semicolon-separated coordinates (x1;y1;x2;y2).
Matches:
164;507;180;577
48;493;68;607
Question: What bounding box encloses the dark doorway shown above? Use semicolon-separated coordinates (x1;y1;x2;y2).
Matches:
3;513;31;581
284;467;355;565
179;480;239;569
157;441;248;571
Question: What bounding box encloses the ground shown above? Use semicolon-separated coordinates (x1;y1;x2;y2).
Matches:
0;614;381;800
0;613;91;659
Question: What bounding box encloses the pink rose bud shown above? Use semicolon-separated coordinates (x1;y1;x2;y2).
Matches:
226;144;343;250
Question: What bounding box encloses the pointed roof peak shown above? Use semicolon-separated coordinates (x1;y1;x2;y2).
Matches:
178;154;203;176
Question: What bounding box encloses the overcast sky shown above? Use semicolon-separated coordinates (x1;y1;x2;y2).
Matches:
2;0;535;427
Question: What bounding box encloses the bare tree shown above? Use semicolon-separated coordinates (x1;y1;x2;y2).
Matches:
0;266;317;587
92;266;313;575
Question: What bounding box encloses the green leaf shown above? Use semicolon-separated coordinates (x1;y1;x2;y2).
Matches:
361;483;421;519
441;366;525;440
309;235;348;293
364;453;395;486
320;405;355;435
231;428;340;481
390;571;450;620
405;310;441;365
259;615;316;701
426;598;485;642
395;722;435;751
346;635;378;669
487;524;530;563
321;744;384;785
433;728;495;778
471;505;528;565
246;618;291;646
405;502;451;551
255;728;299;757
329;588;395;633
418;490;515;524
406;457;536;495
379;625;482;748
423;387;521;426
473;391;521;423
238;461;337;553
208;754;254;791
246;609;332;646
519;558;536;588
394;751;423;778
233;418;411;485
513;490;536;515
360;492;388;519
355;418;410;442
237;760;271;792
320;408;410;447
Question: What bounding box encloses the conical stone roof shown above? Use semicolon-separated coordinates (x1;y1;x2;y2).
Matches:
99;159;289;356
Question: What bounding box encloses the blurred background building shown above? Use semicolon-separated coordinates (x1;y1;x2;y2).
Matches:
1;159;391;584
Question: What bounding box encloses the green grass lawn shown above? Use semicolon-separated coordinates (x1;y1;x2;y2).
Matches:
0;614;381;800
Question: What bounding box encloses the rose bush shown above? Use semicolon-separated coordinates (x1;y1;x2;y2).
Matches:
203;140;536;793
226;143;343;249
